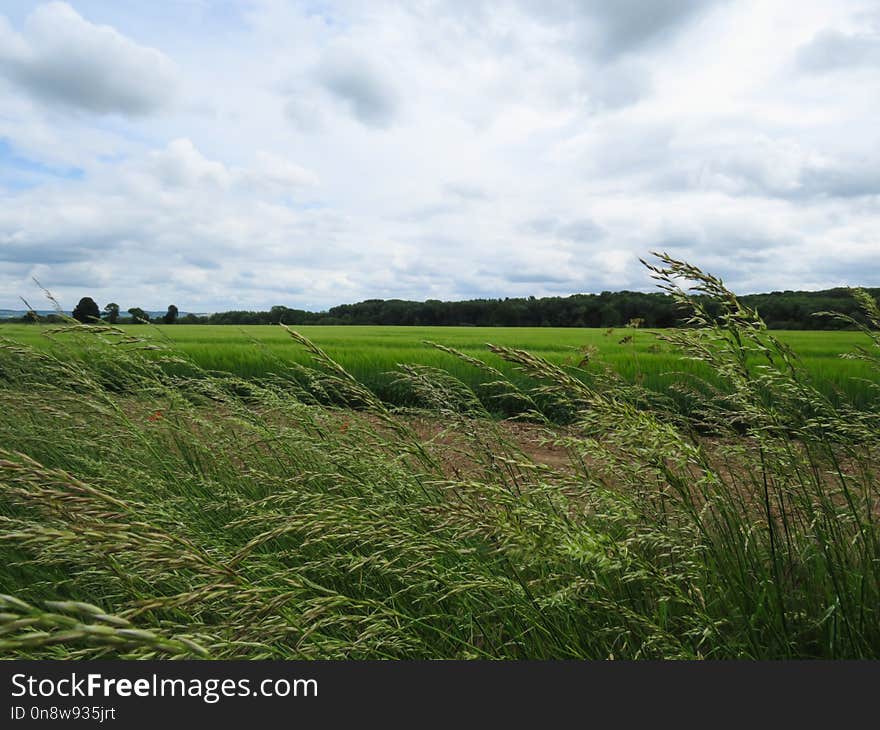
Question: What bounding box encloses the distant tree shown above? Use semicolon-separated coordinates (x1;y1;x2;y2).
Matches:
163;304;179;324
127;307;150;324
72;297;100;323
103;302;120;324
269;305;290;324
23;310;39;324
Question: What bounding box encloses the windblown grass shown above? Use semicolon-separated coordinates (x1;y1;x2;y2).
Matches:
0;254;878;659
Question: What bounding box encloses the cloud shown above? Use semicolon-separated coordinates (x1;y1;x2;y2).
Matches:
443;182;489;201
314;51;399;128
556;218;605;242
521;0;724;61
670;136;880;200
0;208;137;265
582;59;653;110
504;269;574;284
144;140;319;193
284;94;326;133
0;2;176;115
149;139;232;189
251;151;320;190
797;28;880;73
798;159;880;198
0;139;323;286
524;217;605;242
573;0;723;60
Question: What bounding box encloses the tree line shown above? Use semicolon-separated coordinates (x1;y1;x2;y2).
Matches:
12;287;877;330
55;298;179;325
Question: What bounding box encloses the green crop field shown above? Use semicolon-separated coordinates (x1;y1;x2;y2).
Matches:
1;322;877;411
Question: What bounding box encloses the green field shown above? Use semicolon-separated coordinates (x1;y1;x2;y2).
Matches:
2;271;880;659
1;323;877;411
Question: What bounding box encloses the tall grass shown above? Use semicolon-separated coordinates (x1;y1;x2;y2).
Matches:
0;254;877;659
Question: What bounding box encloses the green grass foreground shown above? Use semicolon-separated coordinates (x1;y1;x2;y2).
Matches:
0;256;878;659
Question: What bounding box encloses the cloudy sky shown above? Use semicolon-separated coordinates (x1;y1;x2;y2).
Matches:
0;0;878;312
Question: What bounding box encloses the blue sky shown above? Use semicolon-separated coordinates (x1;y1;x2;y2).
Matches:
1;1;879;311
0;139;83;190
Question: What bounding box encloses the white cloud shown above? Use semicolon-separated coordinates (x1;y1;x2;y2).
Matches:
565;0;727;60
314;50;400;128
149;139;232;189
250;151;320;190
0;2;175;115
797;28;880;72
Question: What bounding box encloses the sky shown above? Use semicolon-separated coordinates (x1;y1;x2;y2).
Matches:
0;0;879;312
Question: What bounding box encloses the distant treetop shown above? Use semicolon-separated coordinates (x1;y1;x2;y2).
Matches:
72;297;100;323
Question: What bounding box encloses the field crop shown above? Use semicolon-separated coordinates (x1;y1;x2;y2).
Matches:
0;321;876;413
0;256;878;659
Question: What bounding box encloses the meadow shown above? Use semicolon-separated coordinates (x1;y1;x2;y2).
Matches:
1;321;877;413
0;257;879;659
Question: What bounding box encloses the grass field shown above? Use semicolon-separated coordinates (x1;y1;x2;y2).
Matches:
1;322;877;412
1;261;879;659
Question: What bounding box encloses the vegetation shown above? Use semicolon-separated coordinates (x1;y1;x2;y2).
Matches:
6;286;878;330
104;303;120;324
127;307;150;324
71;297;100;324
0;322;876;413
0;254;878;659
191;287;880;329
